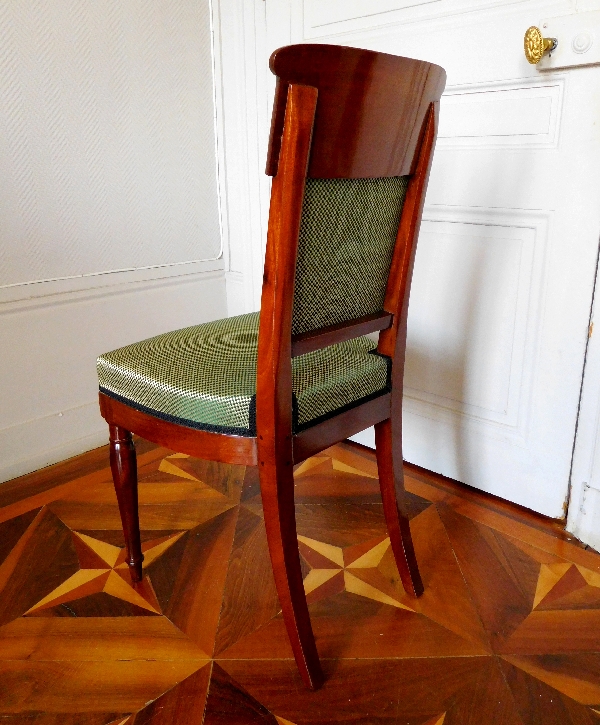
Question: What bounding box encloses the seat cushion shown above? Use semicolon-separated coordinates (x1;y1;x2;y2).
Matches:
97;312;390;437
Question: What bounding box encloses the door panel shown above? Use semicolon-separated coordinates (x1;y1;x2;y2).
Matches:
265;0;600;517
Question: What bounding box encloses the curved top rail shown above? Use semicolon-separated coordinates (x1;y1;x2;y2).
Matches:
266;44;446;178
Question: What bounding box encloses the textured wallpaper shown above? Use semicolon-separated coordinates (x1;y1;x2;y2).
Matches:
0;0;221;287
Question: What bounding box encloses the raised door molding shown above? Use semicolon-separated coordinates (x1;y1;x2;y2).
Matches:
300;0;561;38
405;205;550;444
438;77;564;150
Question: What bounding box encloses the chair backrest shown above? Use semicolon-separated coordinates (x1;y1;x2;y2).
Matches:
256;44;445;448
265;44;446;340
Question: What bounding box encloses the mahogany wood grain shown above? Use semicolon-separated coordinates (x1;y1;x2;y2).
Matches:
375;420;423;597
293;393;391;465
374;103;439;600
256;82;323;691
109;425;143;582
291;312;392;357
266;44;446;178
99;393;257;466
378;103;438;362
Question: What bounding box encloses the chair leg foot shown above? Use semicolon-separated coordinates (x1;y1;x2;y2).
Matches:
375;418;423;598
109;424;144;581
259;461;324;690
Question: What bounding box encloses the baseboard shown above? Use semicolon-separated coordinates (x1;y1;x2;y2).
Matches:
0;401;107;484
567;484;600;554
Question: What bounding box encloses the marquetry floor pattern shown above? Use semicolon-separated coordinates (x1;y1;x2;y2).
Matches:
1;440;600;724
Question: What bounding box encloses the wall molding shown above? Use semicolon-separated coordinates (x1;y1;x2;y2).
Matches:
568;246;600;550
0;401;107;485
0;268;228;484
0;259;225;308
0;265;226;315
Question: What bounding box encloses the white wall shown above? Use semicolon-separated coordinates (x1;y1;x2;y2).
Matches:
0;0;227;482
213;0;272;316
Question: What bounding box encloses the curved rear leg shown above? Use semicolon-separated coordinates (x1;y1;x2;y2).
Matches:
109;424;144;582
259;459;324;690
375;418;423;597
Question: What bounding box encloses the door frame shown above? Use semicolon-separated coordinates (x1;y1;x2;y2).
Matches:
567;243;600;550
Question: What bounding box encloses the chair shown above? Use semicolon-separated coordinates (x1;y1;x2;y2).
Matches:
97;43;446;691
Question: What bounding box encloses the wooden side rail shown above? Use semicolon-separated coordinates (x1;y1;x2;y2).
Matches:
291;312;392;357
292;393;391;463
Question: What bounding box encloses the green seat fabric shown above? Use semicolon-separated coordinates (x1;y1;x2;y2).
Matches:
97;312;390;437
292;176;409;336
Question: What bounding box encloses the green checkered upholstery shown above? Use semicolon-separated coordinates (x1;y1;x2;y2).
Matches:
97;312;390;437
292;176;409;335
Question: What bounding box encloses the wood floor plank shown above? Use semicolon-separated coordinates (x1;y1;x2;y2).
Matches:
0;660;205;713
424;486;600;574
0;509;80;628
499;610;600;655
203;663;279;724
404;460;580;544
128;663;211;725
0;449;166;526
499;658;600;725
409;505;490;650
218;657;516;725
502;654;600;705
0;509;43;568
0;617;210;661
214;508;280;657
216;592;487;661
159;508;240;656
47;495;236;531
0;447;113;511
329;443;380;478
436;503;538;648
0;714;129;724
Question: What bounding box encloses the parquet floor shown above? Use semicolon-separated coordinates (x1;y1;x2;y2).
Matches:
1;440;600;724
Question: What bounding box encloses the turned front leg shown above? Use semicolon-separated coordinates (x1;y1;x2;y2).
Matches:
109;424;144;582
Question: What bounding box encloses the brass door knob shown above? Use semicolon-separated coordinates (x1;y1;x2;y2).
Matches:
524;26;558;64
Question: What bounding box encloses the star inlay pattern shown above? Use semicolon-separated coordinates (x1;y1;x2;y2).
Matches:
532;562;600;610
1;443;600;724
24;531;184;615
299;534;415;610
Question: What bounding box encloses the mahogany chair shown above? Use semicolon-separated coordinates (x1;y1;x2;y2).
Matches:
97;44;446;691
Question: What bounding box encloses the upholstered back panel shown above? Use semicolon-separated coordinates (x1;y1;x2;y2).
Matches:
291;175;409;336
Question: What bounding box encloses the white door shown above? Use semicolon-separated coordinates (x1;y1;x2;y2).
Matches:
264;1;600;518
